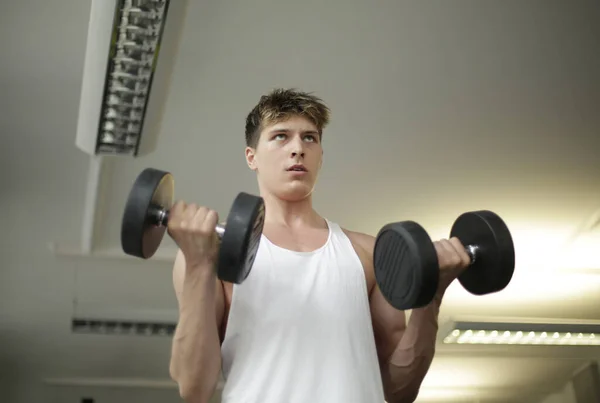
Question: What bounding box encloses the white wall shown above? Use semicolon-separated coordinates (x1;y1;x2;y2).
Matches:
539;382;577;403
537;361;600;403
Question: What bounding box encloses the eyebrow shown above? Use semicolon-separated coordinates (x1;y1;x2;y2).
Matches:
268;128;319;135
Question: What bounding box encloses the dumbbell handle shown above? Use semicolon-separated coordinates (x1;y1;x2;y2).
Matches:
465;244;480;265
149;205;226;238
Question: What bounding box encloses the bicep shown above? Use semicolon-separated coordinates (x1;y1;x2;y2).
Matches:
172;250;225;335
346;230;407;361
369;284;407;361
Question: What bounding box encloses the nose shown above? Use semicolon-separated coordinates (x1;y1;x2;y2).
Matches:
290;137;305;159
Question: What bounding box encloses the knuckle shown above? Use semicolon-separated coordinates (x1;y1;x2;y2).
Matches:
168;202;183;218
177;220;189;232
195;206;208;216
190;219;205;231
190;226;205;235
207;209;219;221
166;202;218;242
436;251;448;265
450;237;464;249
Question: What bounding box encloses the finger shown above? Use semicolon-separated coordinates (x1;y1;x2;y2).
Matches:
449;237;471;267
190;206;209;231
435;239;462;268
201;209;219;234
433;241;450;268
169;201;186;219
180;203;200;227
167;201;186;229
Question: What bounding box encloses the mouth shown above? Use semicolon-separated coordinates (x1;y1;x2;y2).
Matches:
286;164;308;172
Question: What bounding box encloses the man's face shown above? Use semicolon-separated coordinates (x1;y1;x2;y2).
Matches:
245;115;323;201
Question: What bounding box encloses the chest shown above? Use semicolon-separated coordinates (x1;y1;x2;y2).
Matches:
223;235;375;304
242;245;370;324
262;226;329;253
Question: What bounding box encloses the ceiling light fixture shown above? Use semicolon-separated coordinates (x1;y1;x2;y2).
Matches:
70;305;178;337
71;318;175;337
75;0;188;157
441;317;600;346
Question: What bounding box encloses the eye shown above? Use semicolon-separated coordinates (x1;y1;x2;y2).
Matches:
273;133;286;140
304;135;317;142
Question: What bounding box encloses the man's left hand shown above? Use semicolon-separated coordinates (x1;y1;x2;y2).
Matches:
433;237;471;297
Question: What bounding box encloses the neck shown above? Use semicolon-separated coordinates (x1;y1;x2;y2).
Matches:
260;191;323;229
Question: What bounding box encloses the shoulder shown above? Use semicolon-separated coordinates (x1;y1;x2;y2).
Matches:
341;228;377;293
342;228;376;255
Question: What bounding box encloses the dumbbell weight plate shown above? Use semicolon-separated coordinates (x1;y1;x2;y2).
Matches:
373;221;439;310
217;192;265;284
121;168;174;259
450;210;515;295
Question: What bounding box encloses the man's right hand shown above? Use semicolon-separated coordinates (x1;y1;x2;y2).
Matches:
167;201;220;270
168;202;225;403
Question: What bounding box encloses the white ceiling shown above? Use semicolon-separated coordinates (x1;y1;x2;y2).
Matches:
2;0;600;402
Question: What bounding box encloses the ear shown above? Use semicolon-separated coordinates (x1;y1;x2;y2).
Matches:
319;149;323;169
245;146;257;171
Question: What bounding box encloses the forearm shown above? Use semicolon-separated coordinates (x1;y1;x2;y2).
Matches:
381;297;441;403
170;267;222;403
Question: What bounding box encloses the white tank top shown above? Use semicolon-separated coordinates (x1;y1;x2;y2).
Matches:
220;219;385;403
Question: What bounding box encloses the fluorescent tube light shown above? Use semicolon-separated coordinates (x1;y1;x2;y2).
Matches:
76;0;188;157
442;318;600;346
71;307;178;337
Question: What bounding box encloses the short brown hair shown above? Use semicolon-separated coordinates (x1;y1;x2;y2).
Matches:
245;88;331;147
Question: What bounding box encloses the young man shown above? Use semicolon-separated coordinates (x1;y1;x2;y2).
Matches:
167;89;471;403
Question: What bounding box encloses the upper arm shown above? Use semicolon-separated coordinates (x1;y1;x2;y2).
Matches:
172;249;226;341
345;230;407;362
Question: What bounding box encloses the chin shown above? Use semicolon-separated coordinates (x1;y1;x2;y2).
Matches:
274;183;315;202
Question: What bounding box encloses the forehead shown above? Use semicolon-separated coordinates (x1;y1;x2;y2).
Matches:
261;115;319;135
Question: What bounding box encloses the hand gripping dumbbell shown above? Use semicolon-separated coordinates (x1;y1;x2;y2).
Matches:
373;211;515;310
120;168;265;284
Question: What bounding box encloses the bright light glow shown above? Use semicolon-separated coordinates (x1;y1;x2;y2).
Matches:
413;387;478;401
557;231;600;272
428;220;600;275
431;221;600;308
442;270;600;308
419;363;483;388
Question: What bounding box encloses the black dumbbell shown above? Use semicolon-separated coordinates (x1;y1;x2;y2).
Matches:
120;168;265;284
373;211;515;310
